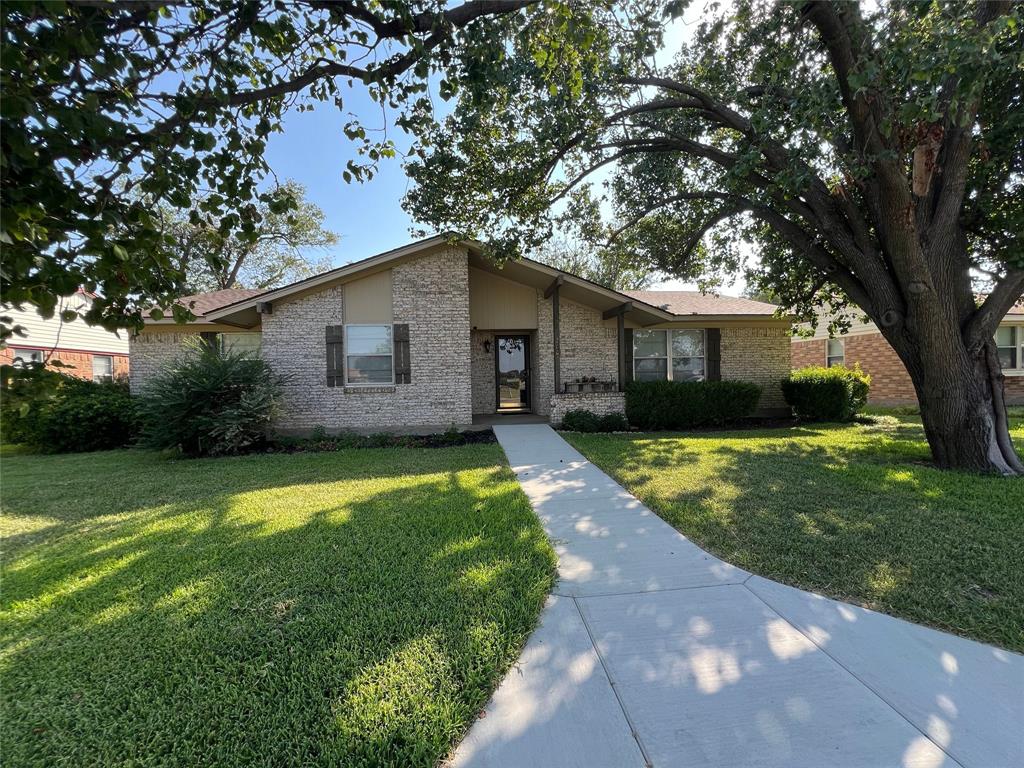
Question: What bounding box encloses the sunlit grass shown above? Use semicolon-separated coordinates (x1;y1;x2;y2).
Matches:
0;446;556;767
565;417;1024;651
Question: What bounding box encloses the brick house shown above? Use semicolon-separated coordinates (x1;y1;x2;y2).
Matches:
130;236;792;432
792;304;1024;406
1;290;130;381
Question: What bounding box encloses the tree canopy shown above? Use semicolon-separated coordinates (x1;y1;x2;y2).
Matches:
159;181;337;294
1;0;540;337
406;0;1024;472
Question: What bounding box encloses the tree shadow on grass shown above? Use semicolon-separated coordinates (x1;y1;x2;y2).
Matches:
1;452;556;767
571;427;1024;652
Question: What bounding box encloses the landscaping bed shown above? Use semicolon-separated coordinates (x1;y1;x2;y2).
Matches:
0;445;555;767
565;416;1024;651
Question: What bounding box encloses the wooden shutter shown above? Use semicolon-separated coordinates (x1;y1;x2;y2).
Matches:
393;323;411;384
326;325;344;387
705;327;722;381
623;328;634;385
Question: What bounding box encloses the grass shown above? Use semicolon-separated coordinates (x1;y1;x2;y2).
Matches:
564;415;1024;652
0;446;556;767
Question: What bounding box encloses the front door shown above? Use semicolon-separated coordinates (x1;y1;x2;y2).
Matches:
495;335;531;412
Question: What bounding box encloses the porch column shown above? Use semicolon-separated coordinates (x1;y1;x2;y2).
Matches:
544;276;564;394
603;302;633;392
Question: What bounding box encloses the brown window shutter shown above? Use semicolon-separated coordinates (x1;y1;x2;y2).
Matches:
393;323;411;384
326;325;344;387
706;327;721;381
623;328;634;384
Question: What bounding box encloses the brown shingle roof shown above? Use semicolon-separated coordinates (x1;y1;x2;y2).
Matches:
177;288;265;317
624;290;779;316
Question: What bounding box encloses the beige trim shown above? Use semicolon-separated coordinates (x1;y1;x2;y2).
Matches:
134;322;257;335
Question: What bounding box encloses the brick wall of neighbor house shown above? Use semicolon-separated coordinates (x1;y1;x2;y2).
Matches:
793;331;1024;405
721;326;791;411
262;247;473;432
791;338;826;369
129;332;201;392
843;333;917;405
1;347;129;381
535;294;619;417
1005;374;1024;404
550;392;626;425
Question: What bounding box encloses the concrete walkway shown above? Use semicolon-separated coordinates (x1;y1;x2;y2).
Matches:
451;424;1023;768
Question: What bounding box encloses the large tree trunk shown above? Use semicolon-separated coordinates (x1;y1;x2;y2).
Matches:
897;334;1023;475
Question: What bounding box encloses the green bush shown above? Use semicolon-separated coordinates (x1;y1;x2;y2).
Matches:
624;380;762;430
560;409;629;432
781;365;871;421
135;343;288;457
1;366;135;452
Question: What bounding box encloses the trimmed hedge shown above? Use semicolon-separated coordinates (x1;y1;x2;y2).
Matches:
0;370;135;453
560;409;629;432
781;365;871;421
624;380;762;430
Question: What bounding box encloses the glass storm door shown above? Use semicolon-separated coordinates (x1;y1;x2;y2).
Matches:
495;335;530;411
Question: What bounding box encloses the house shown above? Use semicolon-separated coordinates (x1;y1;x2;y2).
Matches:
791;303;1024;405
130;236;792;432
1;290;130;381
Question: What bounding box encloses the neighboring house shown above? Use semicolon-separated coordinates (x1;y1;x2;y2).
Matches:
130;236;791;432
1;290;130;381
792;303;1024;405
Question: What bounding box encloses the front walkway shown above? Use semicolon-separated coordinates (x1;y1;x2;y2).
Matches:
451;424;1023;768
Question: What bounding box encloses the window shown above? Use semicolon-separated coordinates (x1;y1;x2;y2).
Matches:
11;348;43;367
633;330;668;381
345;325;393;384
633;329;706;382
219;332;261;356
826;338;845;367
671;329;705;381
995;326;1019;370
92;355;113;382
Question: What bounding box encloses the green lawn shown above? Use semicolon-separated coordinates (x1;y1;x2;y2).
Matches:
1;446;555;767
564;415;1024;652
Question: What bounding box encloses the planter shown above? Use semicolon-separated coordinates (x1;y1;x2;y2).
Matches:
562;380;617;393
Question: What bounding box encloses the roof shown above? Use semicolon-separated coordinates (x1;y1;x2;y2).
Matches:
177;288;264;317
158;236;783;328
625;290;779;316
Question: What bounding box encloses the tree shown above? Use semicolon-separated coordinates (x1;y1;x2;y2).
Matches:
161;181;336;293
1;0;540;337
534;238;655;290
405;0;1024;474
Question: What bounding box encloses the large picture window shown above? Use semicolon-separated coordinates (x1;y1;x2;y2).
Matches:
11;348;43;367
633;329;706;382
995;326;1020;370
345;325;393;384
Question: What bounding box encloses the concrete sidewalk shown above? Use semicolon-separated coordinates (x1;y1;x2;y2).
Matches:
451;424;1023;768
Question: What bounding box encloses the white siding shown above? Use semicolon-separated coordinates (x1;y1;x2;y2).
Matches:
3;294;129;354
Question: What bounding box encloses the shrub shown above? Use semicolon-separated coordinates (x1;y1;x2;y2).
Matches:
1;366;135;452
560;409;629;432
624;380;762;430
781;365;871;421
135;343;288;457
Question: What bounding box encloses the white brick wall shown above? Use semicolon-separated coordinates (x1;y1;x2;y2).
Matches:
721;325;791;410
129;332;201;393
470;330;496;415
263;247;472;431
550;392;626;424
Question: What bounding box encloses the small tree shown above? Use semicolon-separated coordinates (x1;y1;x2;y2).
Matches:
136;342;288;457
406;1;1024;474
